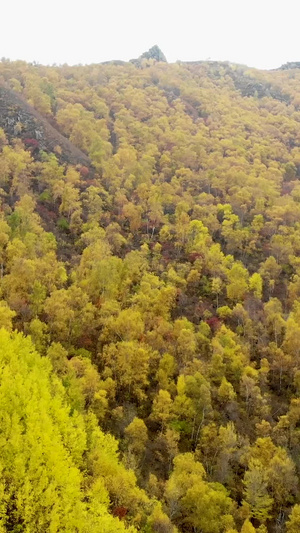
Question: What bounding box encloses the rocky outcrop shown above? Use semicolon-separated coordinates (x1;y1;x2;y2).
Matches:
130;45;167;66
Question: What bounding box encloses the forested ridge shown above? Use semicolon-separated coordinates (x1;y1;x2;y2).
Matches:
1;52;300;532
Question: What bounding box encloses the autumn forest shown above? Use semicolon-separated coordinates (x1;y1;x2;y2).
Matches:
0;49;300;532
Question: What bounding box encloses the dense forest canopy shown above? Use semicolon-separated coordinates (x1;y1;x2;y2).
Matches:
1;52;300;532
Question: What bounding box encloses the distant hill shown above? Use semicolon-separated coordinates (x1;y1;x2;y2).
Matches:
278;61;300;70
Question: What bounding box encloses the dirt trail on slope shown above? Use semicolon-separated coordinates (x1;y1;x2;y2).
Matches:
0;85;92;168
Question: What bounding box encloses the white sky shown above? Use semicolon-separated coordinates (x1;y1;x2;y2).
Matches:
1;0;300;69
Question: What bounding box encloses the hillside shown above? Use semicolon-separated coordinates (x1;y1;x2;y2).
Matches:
1;54;300;532
0;85;92;166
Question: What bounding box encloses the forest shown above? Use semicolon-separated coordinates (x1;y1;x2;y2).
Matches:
0;50;300;532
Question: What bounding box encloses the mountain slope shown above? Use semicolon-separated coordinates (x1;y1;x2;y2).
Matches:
0;84;92;167
1;56;300;532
